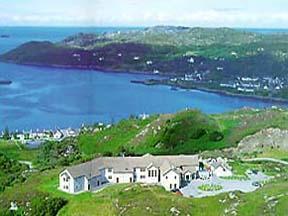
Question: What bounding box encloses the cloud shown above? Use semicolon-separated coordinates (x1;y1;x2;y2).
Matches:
1;0;288;28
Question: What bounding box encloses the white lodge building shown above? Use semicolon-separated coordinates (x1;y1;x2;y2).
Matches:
59;154;199;194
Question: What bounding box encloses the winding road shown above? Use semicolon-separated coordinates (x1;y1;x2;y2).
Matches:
243;158;288;165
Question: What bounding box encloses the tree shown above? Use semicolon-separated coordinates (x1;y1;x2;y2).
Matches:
2;127;10;140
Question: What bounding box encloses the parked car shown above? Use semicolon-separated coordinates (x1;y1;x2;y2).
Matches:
252;181;261;187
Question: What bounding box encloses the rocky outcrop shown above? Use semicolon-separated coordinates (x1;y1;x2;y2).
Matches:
237;128;288;153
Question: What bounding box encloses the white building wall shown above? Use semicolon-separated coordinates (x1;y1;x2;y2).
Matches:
112;172;134;183
214;166;233;177
59;170;75;194
161;170;180;191
145;166;159;184
133;167;147;183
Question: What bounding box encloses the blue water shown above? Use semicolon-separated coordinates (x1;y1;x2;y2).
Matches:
0;27;287;131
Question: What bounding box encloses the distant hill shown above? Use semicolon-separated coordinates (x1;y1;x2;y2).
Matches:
2;26;288;99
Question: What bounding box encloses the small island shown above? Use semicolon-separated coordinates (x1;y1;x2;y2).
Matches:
0;35;10;38
0;80;12;85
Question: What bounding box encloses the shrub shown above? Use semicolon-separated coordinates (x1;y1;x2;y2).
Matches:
30;195;67;216
209;131;224;142
198;184;223;191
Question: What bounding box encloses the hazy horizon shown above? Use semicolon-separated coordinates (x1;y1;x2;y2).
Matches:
1;0;288;28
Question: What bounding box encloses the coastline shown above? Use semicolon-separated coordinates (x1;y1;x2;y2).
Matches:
2;60;288;104
0;60;169;77
131;80;288;104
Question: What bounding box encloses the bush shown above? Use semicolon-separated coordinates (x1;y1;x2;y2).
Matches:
209;131;224;142
30;195;67;216
198;184;223;191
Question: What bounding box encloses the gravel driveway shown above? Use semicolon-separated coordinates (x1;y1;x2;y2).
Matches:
180;172;269;198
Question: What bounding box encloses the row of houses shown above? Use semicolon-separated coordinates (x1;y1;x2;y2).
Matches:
220;76;286;93
59;154;232;194
6;128;79;145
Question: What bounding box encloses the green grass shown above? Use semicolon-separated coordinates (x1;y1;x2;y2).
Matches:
0;167;230;215
257;149;288;161
78;117;156;156
198;184;223;191
1;159;288;215
76;108;288;157
0;140;39;162
237;179;288;216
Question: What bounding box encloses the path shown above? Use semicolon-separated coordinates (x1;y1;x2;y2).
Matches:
243;158;288;166
19;160;33;169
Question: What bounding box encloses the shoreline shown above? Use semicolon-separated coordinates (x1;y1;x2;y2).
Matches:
0;60;169;77
131;80;288;104
2;60;288;104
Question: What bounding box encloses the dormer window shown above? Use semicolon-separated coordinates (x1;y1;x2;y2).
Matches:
108;168;113;172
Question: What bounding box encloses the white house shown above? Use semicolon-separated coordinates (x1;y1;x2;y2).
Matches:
209;160;232;177
59;154;199;194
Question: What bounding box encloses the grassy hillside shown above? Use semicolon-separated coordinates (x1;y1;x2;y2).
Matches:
0;152;28;192
0;108;288;214
3;26;288;82
0;160;287;215
76;108;288;157
0;140;39;162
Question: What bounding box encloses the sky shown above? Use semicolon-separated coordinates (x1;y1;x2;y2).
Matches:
1;0;288;28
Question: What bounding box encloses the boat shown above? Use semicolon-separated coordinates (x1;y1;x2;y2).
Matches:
0;80;12;85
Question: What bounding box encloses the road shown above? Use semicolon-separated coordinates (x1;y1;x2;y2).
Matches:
243;158;288;165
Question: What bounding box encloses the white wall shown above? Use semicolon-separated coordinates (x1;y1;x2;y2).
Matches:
214;166;232;177
112;172;134;183
59;170;75;194
134;167;147;183
145;166;159;184
161;170;180;191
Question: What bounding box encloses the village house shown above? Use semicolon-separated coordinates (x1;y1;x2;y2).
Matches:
59;154;199;194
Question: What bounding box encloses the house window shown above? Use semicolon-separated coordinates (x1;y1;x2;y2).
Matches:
130;177;132;183
63;177;66;182
108;168;113;172
170;184;172;189
166;176;168;179
174;184;177;189
140;168;145;172
140;175;145;179
108;176;112;179
148;170;151;177
174;176;177;179
116;177;119;183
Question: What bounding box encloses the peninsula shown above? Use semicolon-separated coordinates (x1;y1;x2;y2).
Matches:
2;26;288;99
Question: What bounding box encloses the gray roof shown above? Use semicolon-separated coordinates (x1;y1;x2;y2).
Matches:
64;154;198;179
